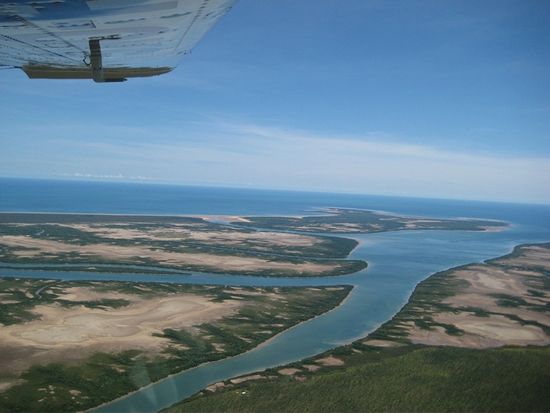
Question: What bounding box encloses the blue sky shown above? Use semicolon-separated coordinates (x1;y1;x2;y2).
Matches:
1;0;549;203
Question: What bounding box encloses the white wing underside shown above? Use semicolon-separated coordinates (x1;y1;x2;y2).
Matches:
0;0;236;80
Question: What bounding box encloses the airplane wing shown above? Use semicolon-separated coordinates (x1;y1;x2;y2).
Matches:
0;0;236;82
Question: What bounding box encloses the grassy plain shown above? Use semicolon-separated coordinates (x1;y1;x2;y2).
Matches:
172;243;550;412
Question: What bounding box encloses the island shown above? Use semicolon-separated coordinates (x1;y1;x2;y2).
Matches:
173;243;550;412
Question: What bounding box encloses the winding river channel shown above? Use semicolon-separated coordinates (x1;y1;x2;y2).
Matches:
2;218;550;412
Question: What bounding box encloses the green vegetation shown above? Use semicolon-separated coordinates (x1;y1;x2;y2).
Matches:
234;208;507;234
0;247;367;277
0;214;358;259
486;242;550;263
0;278;137;325
0;221;358;259
487;242;550;276
368;266;470;343
0;263;190;274
0;213;205;225
0;214;366;277
146;286;352;380
0;209;507;278
369;243;550;342
0;277;348;329
0;352;141;413
0;278;351;412
173;345;550;412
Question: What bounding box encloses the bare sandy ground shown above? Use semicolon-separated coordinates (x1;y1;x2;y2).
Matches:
362;339;402;348
278;368;301;376
480;225;507;232
492;245;550;271
205;382;226;392
0;286;243;384
316;356;345;366
409;314;549;348
199;215;251;224
406;245;550;348
292;223;364;233
230;374;266;384
0;235;334;275
206;372;276;393
404;219;444;229
302;364;321;372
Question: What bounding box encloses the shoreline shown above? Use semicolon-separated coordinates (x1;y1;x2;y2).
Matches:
254;284;357;352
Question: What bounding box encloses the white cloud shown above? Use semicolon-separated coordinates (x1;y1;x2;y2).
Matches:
2;120;549;204
58;173;153;181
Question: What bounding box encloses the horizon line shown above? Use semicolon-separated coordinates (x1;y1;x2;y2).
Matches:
1;175;549;207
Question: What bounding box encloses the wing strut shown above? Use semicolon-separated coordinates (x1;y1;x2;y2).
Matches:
88;39;103;83
88;39;127;83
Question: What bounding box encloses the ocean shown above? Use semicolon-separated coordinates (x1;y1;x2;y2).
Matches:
2;177;549;224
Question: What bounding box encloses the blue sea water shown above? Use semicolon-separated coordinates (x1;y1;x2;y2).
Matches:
1;177;550;412
2;177;549;225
